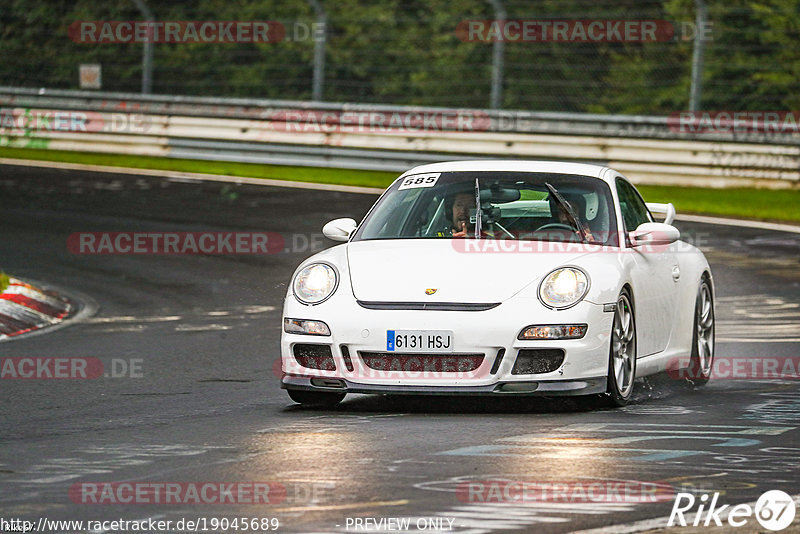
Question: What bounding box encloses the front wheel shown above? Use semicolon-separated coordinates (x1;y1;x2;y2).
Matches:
287;389;345;407
685;278;715;386
604;291;637;407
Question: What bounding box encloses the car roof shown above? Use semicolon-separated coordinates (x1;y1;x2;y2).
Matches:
398;160;611;180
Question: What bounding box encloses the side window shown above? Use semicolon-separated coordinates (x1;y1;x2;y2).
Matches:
616;178;651;231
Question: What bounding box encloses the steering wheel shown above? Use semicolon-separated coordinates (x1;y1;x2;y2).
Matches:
535;223;575;232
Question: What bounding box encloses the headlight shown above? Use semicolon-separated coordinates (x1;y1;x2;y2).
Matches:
538;267;589;309
293;263;338;304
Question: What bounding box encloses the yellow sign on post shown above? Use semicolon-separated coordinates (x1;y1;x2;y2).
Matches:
79;64;101;89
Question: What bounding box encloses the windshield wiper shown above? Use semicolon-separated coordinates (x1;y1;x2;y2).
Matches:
474;177;482;239
544;182;589;243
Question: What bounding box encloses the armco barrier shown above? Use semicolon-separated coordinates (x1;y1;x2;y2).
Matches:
1;87;799;188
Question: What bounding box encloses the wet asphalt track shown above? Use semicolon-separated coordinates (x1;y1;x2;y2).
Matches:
0;164;799;533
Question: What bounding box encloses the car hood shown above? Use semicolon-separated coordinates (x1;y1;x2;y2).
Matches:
346;239;591;303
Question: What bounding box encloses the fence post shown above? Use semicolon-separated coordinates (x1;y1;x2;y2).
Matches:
488;0;505;109
309;0;327;101
131;0;154;94
689;0;707;112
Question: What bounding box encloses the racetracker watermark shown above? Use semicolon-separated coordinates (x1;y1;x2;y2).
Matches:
456;20;711;43
266;109;490;133
457;480;675;503
0;357;142;379
669;111;800;134
69;482;286;505
0;108;150;134
668;356;800;381
449;231;709;254
68;232;284;255
68;21;285;43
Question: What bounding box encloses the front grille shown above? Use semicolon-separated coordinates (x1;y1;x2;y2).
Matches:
293;344;336;371
356;301;500;311
511;349;565;375
359;352;484;373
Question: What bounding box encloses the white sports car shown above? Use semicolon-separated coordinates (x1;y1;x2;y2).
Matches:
280;161;715;407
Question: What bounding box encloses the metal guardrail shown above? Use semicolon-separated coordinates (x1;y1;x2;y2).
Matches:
4;86;800;144
1;87;799;188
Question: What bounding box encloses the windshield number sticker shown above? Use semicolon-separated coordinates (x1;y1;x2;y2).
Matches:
398;173;440;190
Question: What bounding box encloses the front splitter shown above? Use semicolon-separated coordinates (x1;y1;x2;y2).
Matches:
281;374;607;396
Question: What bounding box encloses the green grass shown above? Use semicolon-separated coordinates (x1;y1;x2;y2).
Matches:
0;147;396;189
1;147;798;223
637;185;800;223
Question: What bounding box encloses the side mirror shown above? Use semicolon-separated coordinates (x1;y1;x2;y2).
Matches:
629;222;680;246
645;202;676;225
322;218;357;242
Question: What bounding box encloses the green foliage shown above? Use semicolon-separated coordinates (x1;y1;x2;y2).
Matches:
1;1;798;112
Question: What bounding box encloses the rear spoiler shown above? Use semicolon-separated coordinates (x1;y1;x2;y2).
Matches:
645;202;676;225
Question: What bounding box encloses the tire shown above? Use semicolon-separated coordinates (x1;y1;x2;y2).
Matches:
685;277;715;386
605;290;637;407
287;389;346;407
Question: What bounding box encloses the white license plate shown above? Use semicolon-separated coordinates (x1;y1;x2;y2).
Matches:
386;330;453;352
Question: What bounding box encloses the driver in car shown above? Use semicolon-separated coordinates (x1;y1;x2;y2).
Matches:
551;195;595;242
451;192;473;237
448;192;503;238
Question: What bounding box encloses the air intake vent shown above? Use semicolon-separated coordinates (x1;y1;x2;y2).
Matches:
359;352;484;373
490;348;506;375
511;349;565;375
340;345;354;372
310;378;346;389
293;344;336;371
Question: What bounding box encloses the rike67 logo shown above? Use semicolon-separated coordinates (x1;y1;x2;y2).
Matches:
669;490;796;531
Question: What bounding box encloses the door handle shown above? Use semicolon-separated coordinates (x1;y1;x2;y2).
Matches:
672;265;681;282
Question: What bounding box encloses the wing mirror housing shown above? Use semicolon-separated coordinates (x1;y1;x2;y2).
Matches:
322;218;357;242
629;222;680;246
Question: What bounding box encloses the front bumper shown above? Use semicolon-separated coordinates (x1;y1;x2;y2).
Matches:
280;294;614;396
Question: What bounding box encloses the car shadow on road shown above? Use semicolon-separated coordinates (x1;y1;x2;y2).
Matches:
281;373;699;414
355;394;613;413
282;392;617;414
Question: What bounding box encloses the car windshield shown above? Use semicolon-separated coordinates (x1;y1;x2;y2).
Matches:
352;171;618;246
